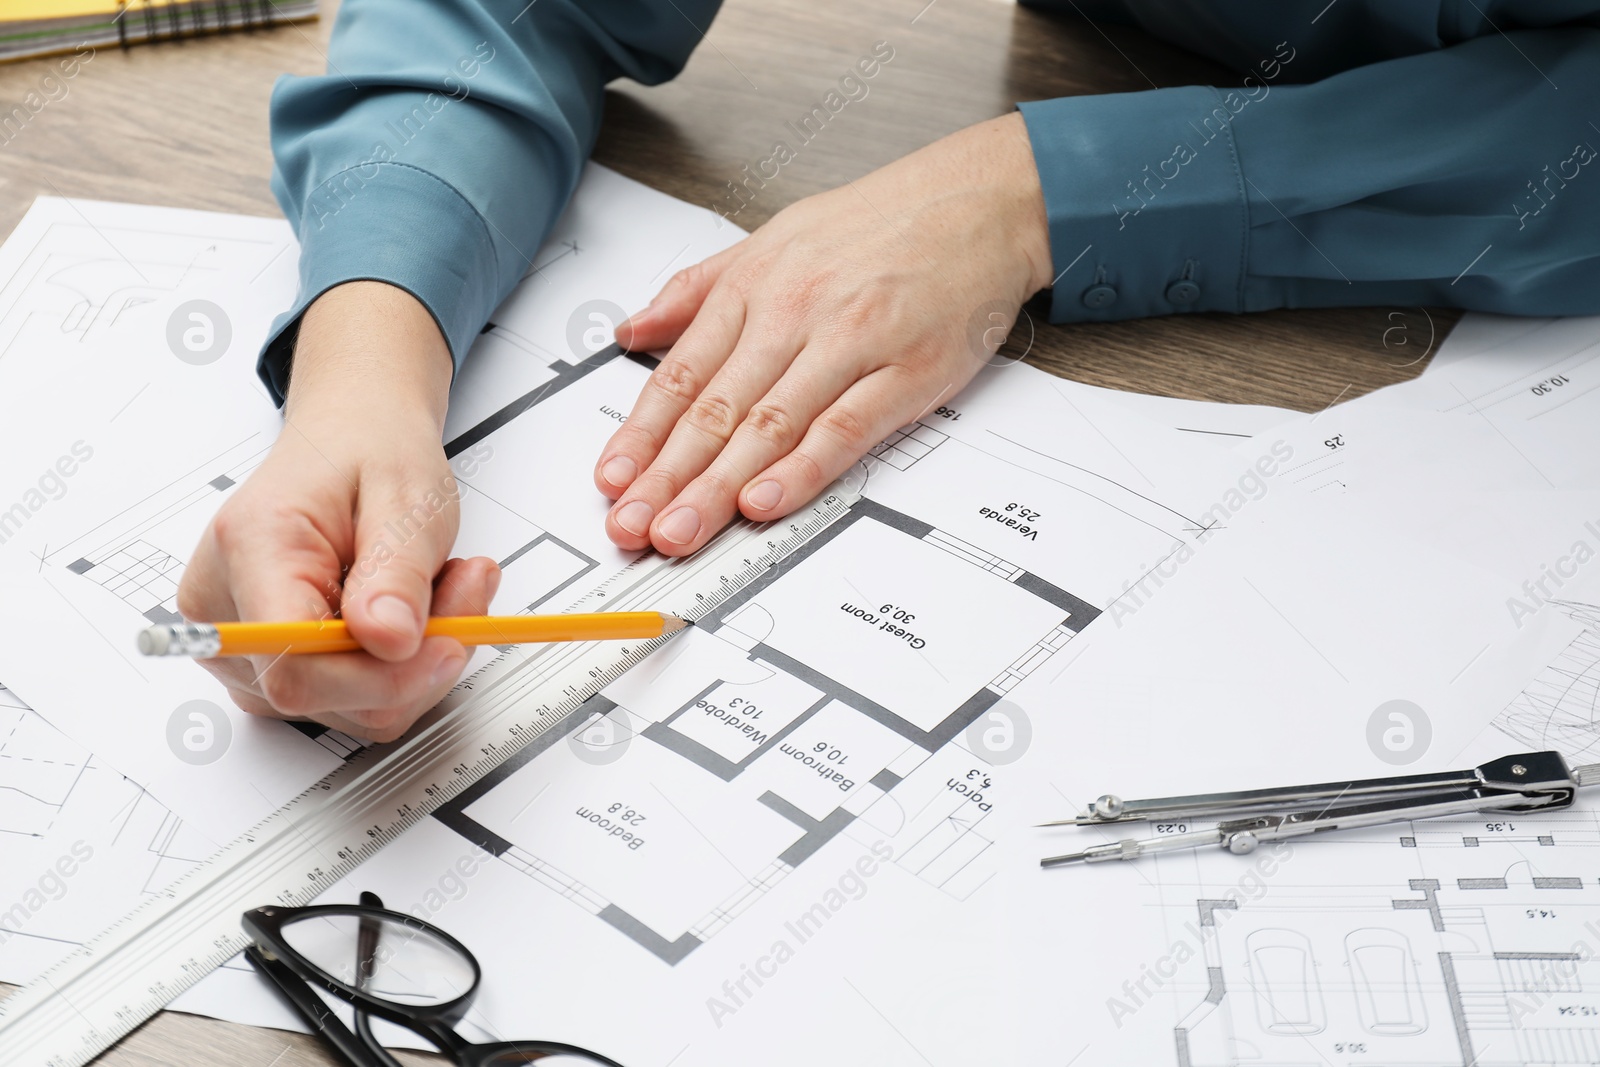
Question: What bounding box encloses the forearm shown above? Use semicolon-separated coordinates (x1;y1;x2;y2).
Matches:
284;282;453;436
260;0;724;406
1020;28;1600;323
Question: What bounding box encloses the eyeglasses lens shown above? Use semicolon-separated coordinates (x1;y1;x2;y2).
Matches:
279;910;477;1007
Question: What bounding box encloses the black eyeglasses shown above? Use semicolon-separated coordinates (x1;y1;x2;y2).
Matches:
242;891;626;1067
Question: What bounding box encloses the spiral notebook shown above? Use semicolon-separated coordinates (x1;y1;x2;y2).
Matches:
0;0;318;63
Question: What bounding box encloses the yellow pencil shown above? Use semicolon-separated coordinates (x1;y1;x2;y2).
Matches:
136;612;688;658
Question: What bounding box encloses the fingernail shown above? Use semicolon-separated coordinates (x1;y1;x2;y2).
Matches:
486;565;503;604
657;506;700;546
432;651;463;689
746;480;783;512
619;308;654;345
369;594;418;638
600;455;637;489
615;499;654;537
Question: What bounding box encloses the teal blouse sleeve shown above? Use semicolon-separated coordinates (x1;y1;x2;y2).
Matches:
258;0;723;404
1017;8;1600;324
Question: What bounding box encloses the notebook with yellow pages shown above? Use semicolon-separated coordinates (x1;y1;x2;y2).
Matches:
0;0;318;63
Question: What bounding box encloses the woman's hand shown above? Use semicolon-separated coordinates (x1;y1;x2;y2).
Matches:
176;282;500;742
595;112;1052;555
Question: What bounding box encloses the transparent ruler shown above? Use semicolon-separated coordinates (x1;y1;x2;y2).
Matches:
0;489;855;1067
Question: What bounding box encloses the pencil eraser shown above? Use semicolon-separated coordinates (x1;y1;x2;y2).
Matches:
136;627;167;656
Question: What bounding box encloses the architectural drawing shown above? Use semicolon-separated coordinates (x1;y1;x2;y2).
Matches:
70;538;189;625
0;689;216;979
0;686;88;839
415;355;1237;971
40;345;659;774
50;331;622;628
437;443;1104;965
445;343;652;616
0;216;280;355
1165;835;1600;1067
1148;605;1600;1067
1494;602;1600;763
0;192;1254;1063
49;437;269;619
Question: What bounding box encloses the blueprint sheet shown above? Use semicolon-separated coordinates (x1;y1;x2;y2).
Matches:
224;362;1281;1066
0;168;1255;1057
0;164;743;839
0;682;311;1032
0;165;739;1036
3;177;1598;1066
1230;311;1600;510
957;317;1600;1067
982;489;1600;1067
299;319;1600;1066
259;418;1599;1067
0;307;1255;1060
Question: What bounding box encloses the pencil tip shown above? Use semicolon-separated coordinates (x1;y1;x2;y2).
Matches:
661;614;690;634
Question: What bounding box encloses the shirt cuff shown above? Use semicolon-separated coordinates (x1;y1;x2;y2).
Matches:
1019;86;1250;324
257;161;499;406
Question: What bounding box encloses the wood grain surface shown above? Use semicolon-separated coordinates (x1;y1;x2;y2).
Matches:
0;0;1445;1063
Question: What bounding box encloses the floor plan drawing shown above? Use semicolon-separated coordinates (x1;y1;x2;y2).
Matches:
436;442;1104;965
45;435;270;617
1162;836;1600;1067
443;343;654;616
37;343;659;766
1133;604;1600;1067
410;366;1234;974
70;538;188;625
0;189;1262;1065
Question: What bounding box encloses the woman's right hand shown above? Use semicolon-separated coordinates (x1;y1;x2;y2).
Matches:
176;282;500;742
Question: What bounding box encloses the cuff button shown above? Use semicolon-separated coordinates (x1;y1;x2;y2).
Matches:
1165;280;1201;306
1081;284;1118;310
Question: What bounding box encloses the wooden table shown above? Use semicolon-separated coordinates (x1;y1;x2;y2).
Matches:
0;1;1444;1063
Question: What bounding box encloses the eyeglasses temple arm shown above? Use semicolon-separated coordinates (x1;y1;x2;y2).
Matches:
244;944;392;1067
354;1010;407;1067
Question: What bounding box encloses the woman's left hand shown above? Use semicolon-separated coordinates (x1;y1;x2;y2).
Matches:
594;111;1054;555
